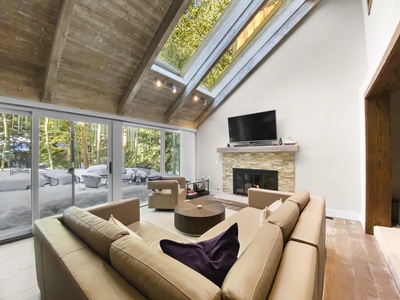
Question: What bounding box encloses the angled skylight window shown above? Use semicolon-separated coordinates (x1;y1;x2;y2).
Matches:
201;0;285;90
156;0;232;75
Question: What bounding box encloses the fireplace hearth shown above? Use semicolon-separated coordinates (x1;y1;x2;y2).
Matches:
233;168;278;196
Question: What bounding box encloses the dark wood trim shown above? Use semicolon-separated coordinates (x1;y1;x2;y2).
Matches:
365;23;400;99
117;1;189;115
365;97;391;234
364;23;400;234
42;0;78;103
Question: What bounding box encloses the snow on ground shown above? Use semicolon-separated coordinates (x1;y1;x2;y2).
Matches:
0;172;151;234
0;172;47;191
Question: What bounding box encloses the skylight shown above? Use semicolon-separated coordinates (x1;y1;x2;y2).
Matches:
201;0;285;90
156;0;232;75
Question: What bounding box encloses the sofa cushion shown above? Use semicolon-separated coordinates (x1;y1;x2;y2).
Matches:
110;236;221;300
287;189;310;212
63;206;129;262
266;200;299;243
160;223;239;287
221;223;283;300
268;241;318;300
109;214;142;240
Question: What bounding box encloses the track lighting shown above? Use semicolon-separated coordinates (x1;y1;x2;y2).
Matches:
202;99;208;106
155;79;178;94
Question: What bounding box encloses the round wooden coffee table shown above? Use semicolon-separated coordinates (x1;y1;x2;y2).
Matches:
174;199;225;236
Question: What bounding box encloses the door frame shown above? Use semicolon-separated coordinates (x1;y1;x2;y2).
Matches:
364;23;400;234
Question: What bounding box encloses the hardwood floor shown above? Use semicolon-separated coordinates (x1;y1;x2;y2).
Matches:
0;216;399;299
324;218;400;300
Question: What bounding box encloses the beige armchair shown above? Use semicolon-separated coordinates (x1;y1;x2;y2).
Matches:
147;176;187;209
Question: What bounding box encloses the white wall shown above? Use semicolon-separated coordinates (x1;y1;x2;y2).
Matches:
362;0;400;69
196;0;367;220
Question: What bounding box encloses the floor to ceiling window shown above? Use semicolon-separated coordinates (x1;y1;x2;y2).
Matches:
0;103;185;242
38;116;110;219
0;109;32;241
165;131;181;175
121;126;161;205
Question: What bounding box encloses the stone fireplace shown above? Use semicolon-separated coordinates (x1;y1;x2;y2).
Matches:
217;145;298;195
233;168;278;196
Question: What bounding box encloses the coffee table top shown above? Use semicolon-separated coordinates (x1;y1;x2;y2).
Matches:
175;199;225;217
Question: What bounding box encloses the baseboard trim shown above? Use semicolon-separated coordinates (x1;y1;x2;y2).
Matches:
326;208;362;222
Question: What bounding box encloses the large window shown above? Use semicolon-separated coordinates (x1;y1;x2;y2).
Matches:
0;110;32;241
122;126;161;205
0;104;184;242
38;117;110;219
165;131;181;175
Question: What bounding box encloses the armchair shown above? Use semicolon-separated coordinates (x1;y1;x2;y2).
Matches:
147;176;186;209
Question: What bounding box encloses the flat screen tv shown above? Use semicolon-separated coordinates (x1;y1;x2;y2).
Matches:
228;110;277;145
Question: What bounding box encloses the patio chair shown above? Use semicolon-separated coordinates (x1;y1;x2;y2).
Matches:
82;174;103;189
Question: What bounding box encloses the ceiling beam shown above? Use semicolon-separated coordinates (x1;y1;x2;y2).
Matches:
194;0;320;128
164;0;270;123
42;0;77;103
117;1;189;115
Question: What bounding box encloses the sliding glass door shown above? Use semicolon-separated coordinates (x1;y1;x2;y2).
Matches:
0;103;183;242
165;131;181;176
122;126;161;204
38;116;110;218
0;109;32;241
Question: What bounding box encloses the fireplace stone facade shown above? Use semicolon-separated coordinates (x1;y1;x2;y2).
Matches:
221;151;295;194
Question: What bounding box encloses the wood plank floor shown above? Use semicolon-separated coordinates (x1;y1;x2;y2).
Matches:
0;216;399;299
324;218;400;300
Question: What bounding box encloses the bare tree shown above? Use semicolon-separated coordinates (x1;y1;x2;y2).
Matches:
80;122;89;168
1;113;8;170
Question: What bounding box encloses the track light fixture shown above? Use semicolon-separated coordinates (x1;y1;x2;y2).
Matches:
155;79;178;94
193;94;207;105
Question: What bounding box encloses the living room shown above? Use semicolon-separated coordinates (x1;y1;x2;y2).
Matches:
0;0;400;299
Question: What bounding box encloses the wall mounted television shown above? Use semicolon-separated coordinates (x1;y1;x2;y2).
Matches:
228;110;277;146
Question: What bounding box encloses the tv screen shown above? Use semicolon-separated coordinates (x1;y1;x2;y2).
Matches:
228;110;277;144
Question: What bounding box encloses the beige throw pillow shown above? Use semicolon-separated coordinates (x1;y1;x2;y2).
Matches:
109;214;142;240
260;198;283;227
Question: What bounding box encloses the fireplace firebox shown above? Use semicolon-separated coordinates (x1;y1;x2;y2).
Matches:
233;168;278;196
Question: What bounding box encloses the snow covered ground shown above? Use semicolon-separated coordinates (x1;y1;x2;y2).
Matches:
0;170;151;235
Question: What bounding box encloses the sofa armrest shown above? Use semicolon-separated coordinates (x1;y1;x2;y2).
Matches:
148;180;179;195
88;198;140;225
248;188;293;209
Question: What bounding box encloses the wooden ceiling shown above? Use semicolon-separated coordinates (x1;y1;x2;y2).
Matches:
0;0;320;129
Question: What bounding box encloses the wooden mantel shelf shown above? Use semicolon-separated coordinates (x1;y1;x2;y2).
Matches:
217;144;299;153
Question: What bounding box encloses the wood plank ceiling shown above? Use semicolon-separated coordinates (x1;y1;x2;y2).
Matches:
0;0;320;129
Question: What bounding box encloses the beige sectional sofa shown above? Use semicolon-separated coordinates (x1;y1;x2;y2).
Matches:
34;188;326;300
